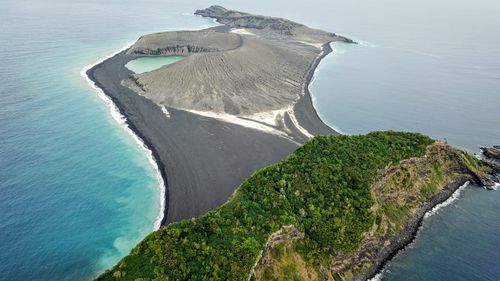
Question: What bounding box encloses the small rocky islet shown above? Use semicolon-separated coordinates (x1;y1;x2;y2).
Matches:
479;145;500;187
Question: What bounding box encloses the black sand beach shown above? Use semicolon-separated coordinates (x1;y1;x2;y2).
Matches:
86;5;349;225
87;47;338;225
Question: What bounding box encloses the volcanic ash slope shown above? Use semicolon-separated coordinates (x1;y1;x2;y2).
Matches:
125;6;352;122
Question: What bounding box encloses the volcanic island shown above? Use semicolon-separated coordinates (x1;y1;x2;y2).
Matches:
88;6;498;281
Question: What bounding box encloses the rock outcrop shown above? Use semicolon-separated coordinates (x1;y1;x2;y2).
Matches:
195;5;355;44
481;146;500;161
480;146;500;184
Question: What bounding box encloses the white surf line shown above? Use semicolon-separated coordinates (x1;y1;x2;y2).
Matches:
81;42;165;230
368;181;470;281
305;42;331;93
368;272;384;281
424;181;469;219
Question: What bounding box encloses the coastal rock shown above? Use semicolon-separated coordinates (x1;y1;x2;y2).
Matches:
478;173;497;188
481;158;500;173
480;146;500;176
194;5;356;44
481;146;500;160
195;5;302;35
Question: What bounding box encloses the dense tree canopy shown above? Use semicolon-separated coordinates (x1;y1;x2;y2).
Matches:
97;131;433;281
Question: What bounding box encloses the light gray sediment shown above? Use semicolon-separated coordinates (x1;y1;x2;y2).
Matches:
87;6;350;225
88;51;301;224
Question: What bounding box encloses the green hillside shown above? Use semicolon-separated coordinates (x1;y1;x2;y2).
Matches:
96;132;480;281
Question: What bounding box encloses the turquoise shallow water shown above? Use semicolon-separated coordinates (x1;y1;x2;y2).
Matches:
125;56;184;74
0;1;216;280
1;0;499;280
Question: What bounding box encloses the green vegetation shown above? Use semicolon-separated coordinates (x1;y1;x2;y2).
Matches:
255;141;484;280
96;132;435;281
459;151;486;178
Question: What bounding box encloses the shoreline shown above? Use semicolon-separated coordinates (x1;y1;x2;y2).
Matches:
361;177;473;281
83;49;168;228
368;181;470;281
308;42;349;135
305;42;496;281
298;40;477;280
292;41;341;137
302;41;494;281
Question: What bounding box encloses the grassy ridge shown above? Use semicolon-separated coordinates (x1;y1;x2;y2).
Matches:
97;132;434;281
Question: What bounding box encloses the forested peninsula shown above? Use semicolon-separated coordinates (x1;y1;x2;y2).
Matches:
96;132;493;280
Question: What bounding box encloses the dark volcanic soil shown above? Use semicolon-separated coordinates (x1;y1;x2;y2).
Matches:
87;51;327;224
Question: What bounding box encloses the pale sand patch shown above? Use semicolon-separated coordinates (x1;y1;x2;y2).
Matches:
161;106;171;118
185;106;314;140
286;106;314;139
299;41;323;49
245;109;287;127
185;109;286;136
231;28;256;36
246;107;314;139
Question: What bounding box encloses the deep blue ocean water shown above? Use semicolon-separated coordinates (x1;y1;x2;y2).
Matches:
1;0;499;280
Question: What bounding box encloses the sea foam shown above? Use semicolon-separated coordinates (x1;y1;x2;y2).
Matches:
80;42;165;230
424;181;469;219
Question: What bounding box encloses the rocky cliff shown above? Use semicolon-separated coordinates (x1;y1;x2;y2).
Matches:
126;31;241;55
252;143;491;280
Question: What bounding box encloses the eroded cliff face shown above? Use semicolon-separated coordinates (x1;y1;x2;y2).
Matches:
126;31;241;56
252;143;489;281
